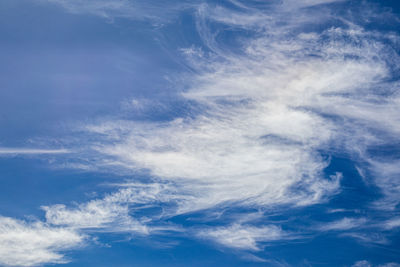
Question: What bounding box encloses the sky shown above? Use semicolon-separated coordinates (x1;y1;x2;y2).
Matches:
0;0;400;266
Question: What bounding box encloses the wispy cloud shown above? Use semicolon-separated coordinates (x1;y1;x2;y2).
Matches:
319;217;367;231
38;0;195;22
42;182;185;234
77;0;400;219
5;0;400;265
352;260;372;267
0;183;180;266
197;224;286;251
0;216;84;267
382;217;400;230
341;232;389;245
368;160;400;210
0;148;70;155
352;260;400;267
45;0;400;251
42;182;176;231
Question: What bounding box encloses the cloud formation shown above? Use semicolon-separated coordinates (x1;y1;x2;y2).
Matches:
352;260;400;267
42;183;175;233
197;224;286;251
0;148;70;155
3;0;400;265
0;216;84;267
79;0;400;224
382;217;400;230
40;0;400;252
319;217;367;231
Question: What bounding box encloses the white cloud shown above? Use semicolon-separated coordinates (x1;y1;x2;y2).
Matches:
0;184;181;266
37;0;400;220
352;261;400;267
197;224;285;251
342;232;389;245
319;217;367;231
0;148;70;155
368;160;400;210
39;0;193;22
42;184;178;233
89;111;342;214
40;0;138;19
284;0;346;8
382;217;400;230
45;0;400;251
79;0;400;218
0;216;84;267
19;0;400;262
43;202;145;232
352;261;372;267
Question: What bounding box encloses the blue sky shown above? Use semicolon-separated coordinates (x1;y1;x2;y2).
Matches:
1;0;400;266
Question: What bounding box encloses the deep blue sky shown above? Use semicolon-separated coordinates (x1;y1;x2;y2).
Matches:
1;1;400;266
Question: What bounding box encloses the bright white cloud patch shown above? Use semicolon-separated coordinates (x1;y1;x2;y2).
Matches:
197;224;285;251
0;216;84;267
88;113;342;214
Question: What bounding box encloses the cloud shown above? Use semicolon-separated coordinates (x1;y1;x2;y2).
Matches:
197;224;285;251
38;0;194;22
9;0;400;264
0;216;84;267
283;0;346;8
0;184;181;266
352;261;400;267
342;232;389;245
43;201;146;232
0;148;70;155
36;0;400;220
42;183;178;233
0;184;180;266
78;0;400;218
382;217;400;230
352;261;372;267
38;0;399;252
319;217;367;231
368;160;400;210
87;112;342;213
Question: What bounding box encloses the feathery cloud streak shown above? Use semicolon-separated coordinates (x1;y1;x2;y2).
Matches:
39;0;195;22
0;148;70;155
